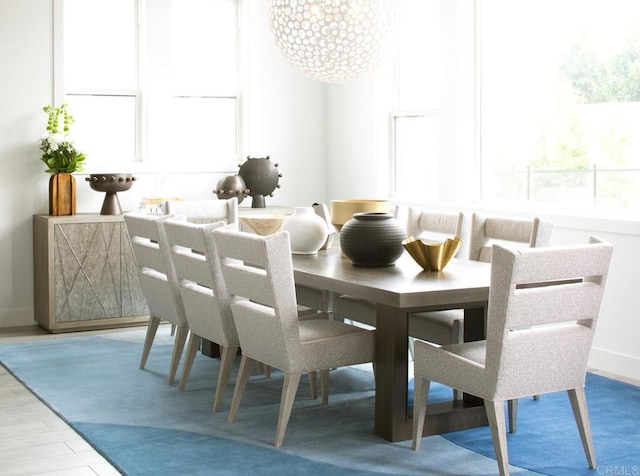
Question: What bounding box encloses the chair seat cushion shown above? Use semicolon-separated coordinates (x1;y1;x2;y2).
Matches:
333;295;376;327
442;340;487;366
409;310;463;345
413;339;488;397
297;319;375;372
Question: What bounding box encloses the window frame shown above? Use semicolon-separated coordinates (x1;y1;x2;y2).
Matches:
53;0;243;174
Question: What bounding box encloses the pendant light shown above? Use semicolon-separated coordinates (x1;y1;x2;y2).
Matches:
269;0;400;83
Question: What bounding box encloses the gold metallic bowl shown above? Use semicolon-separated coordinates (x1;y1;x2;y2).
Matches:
403;236;463;272
240;215;286;236
330;199;389;230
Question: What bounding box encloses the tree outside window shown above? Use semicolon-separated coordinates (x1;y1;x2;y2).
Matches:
482;0;640;210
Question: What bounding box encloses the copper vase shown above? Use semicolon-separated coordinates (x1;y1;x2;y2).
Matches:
49;173;76;216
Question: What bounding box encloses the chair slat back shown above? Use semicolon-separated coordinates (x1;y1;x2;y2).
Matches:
486;238;613;398
212;228;301;369
125;213;171;274
123;212;187;325
164;219;238;346
469;213;553;263
165;220;215;288
407;207;463;237
164;197;238;225
406;207;466;257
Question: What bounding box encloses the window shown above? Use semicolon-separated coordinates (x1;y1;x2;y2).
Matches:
390;0;441;202
57;0;240;173
480;0;640;210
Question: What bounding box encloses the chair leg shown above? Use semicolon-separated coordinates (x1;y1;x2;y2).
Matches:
140;316;161;369
412;377;430;451
179;333;202;391
228;355;254;423
167;325;189;385
257;362;272;379
274;372;302;447
568;387;597;469
485;400;509;476
308;371;317;399
507;399;518;433
320;369;330;404
213;345;239;413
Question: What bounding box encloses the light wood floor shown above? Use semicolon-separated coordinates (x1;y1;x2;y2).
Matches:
0;326;142;476
1;325;638;476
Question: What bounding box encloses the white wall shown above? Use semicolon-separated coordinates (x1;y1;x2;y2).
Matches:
0;0;325;327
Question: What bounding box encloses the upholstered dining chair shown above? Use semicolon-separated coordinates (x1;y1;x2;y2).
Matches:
162;218;239;413
163;197;239;337
164;197;238;225
123;212;189;385
408;213;552;409
212;226;375;447
412;237;613;476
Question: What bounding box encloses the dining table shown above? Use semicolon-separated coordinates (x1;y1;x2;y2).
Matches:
291;246;492;442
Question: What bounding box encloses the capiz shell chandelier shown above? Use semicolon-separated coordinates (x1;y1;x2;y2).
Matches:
269;0;399;83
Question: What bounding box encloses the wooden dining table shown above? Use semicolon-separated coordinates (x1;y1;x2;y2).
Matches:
291;246;492;442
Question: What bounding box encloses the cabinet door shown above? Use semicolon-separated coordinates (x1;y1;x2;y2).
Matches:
52;220;148;323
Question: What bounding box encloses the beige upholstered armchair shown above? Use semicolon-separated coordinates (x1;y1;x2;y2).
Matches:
123;212;189;385
163;218;239;413
212;227;375;447
409;213;552;408
412;237;613;476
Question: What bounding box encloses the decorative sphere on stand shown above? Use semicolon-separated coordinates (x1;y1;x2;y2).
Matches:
213;174;249;204
237;156;282;208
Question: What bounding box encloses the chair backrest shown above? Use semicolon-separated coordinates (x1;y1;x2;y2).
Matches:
164;197;238;224
123;212;188;326
485;237;613;400
212;227;302;371
406;206;467;257
468;213;553;263
163;219;238;347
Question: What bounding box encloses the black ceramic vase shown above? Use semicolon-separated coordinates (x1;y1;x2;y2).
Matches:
340;212;406;266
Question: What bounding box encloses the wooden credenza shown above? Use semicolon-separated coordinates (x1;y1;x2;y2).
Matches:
33;214;149;333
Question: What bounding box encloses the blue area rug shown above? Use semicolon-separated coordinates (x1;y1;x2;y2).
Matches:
0;328;637;475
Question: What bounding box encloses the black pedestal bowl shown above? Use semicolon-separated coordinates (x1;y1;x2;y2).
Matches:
86;173;136;215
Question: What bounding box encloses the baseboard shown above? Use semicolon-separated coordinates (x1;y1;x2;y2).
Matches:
0;308;37;328
589;346;640;382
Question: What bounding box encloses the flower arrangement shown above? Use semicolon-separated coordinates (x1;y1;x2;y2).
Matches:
39;104;86;174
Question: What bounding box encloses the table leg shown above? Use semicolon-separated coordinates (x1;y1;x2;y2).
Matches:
201;339;221;358
463;305;486;342
374;303;489;442
463;306;487;408
374;303;410;441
